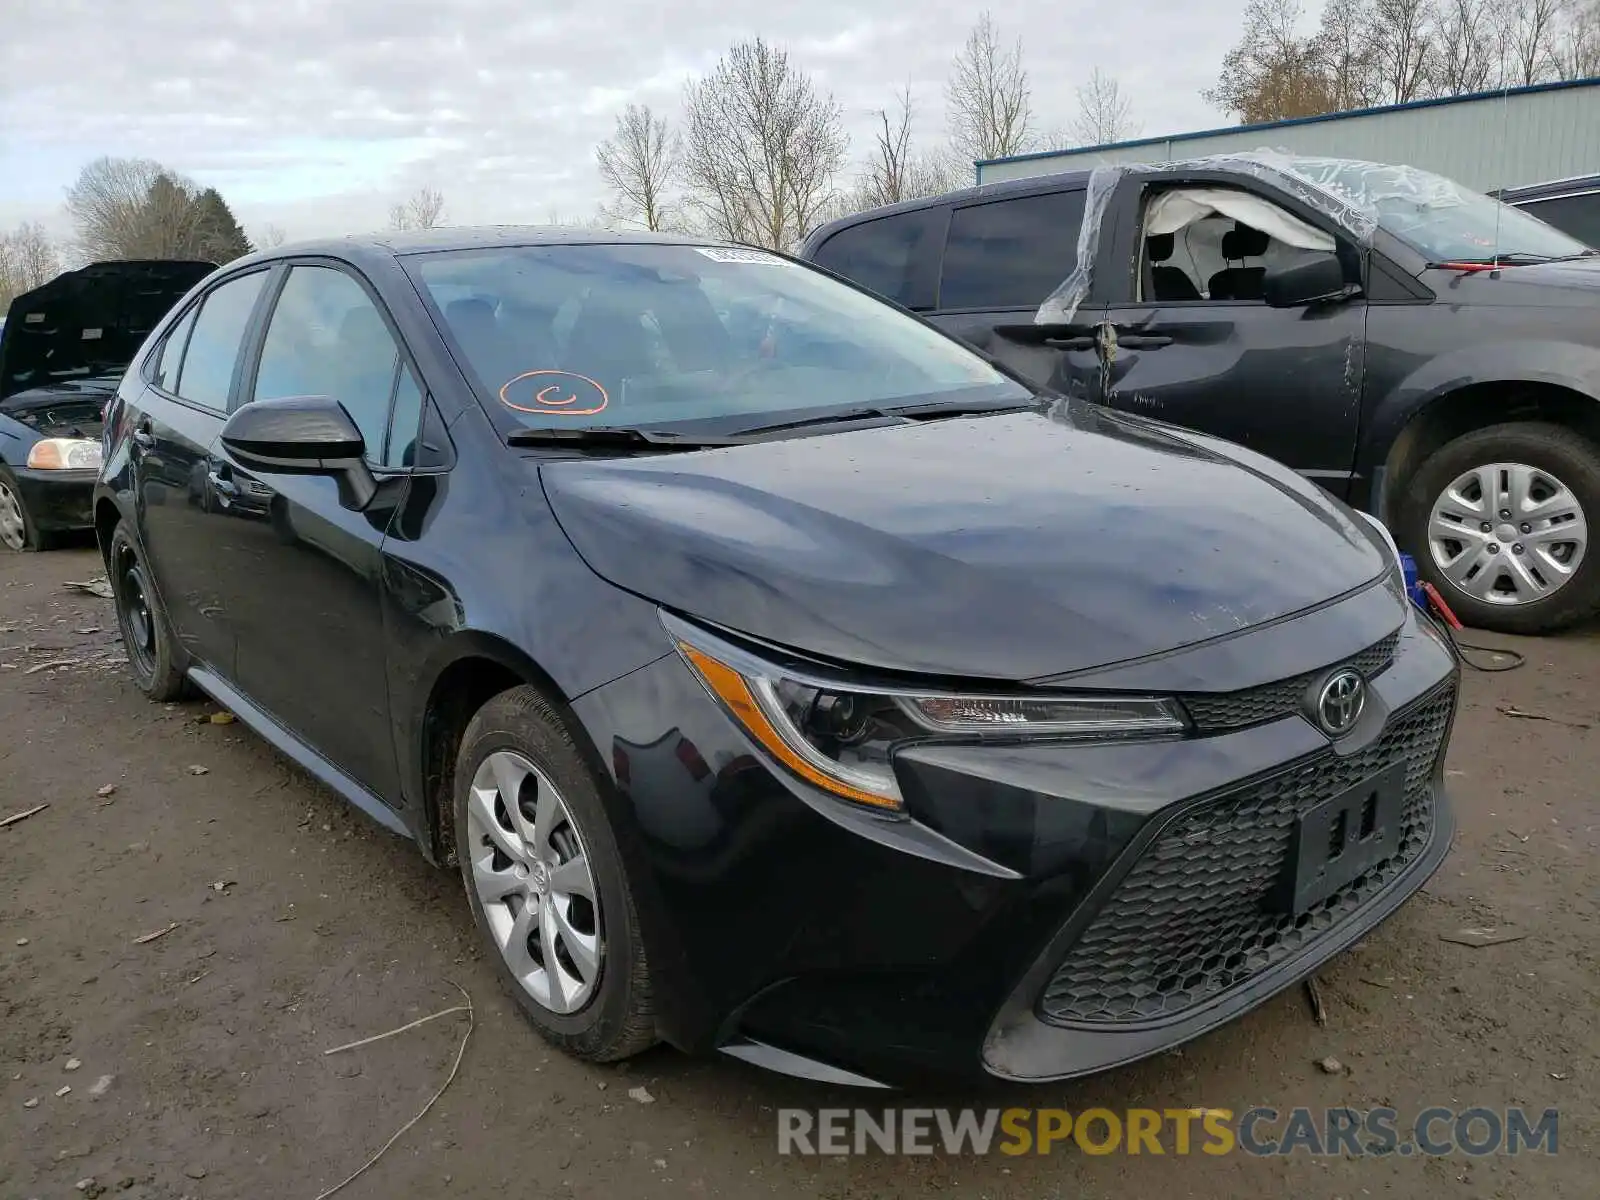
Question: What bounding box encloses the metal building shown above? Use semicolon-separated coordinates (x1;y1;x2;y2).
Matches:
976;76;1600;193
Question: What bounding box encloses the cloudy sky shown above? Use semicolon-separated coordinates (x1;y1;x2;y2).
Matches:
1;0;1264;245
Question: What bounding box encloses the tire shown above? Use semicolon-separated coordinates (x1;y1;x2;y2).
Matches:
1399;421;1600;635
0;466;53;552
107;522;190;701
454;684;657;1062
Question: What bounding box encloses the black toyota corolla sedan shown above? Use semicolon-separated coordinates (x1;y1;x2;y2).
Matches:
94;228;1459;1086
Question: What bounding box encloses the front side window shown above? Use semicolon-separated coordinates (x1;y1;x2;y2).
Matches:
252;266;413;467
409;243;1027;434
175;271;266;410
811;208;942;308
939;190;1086;310
1283;157;1590;262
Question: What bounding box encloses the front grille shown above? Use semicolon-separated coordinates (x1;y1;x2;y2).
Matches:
1179;632;1399;733
1038;683;1454;1026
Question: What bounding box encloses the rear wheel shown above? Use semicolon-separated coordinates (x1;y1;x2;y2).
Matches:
1400;421;1600;634
108;522;189;700
454;684;657;1062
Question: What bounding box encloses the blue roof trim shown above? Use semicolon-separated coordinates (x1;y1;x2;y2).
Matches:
975;74;1600;171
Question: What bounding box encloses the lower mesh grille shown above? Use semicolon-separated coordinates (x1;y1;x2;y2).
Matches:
1180;632;1399;733
1038;683;1454;1027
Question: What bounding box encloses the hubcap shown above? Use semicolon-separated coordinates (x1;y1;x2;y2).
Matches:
1427;462;1587;606
0;481;25;551
465;750;602;1014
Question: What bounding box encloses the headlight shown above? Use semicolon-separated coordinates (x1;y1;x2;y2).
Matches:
26;438;103;471
667;615;1187;813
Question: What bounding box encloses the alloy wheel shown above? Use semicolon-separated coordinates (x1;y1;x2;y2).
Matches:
0;480;25;551
1427;461;1588;606
465;750;603;1014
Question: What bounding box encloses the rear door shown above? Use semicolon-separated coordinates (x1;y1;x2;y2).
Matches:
1089;175;1368;495
132;268;272;675
924;187;1106;400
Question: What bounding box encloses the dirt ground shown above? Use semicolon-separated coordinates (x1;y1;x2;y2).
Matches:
2;544;1596;1199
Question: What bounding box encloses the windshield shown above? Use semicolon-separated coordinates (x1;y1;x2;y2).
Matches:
1281;157;1591;262
407;242;1028;433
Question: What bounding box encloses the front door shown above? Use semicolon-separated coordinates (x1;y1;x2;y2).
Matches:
132;269;272;675
1091;180;1369;499
206;262;425;801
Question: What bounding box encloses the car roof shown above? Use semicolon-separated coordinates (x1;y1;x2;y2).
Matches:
228;225;733;271
1494;173;1600;203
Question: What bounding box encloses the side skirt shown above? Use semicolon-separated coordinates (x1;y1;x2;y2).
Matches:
186;666;413;840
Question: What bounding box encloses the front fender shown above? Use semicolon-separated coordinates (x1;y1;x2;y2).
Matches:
1361;338;1600;471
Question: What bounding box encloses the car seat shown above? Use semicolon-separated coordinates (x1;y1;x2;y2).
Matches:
1208;223;1270;301
1147;233;1201;302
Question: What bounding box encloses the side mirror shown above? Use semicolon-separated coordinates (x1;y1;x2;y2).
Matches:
1263;254;1354;308
220;395;377;510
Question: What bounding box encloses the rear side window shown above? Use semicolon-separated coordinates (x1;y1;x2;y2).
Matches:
1519;193;1600;249
810;208;942;308
175;271;267;410
151;305;198;392
939;190;1086;310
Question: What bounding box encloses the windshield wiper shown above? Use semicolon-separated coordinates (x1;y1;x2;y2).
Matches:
507;426;752;450
1427;252;1554;268
733;397;1037;438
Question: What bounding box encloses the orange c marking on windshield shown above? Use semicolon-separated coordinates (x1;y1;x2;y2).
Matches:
499;370;609;417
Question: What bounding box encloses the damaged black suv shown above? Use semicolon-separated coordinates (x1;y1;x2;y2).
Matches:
0;260;212;551
803;153;1600;635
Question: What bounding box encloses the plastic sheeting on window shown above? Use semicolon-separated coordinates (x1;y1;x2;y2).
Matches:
1143;187;1336;253
1033;148;1432;324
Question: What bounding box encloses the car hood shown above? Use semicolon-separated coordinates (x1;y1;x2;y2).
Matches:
1423;255;1600;304
0;260;213;401
539;403;1387;681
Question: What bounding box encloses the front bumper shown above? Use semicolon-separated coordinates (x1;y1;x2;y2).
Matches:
13;466;96;532
570;591;1459;1086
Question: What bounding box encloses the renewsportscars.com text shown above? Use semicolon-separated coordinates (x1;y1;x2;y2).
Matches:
777;1106;1560;1157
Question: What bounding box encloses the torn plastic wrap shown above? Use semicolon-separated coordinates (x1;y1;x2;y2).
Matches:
1032;148;1420;325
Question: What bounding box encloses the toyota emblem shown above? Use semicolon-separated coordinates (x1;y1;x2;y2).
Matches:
1315;669;1366;736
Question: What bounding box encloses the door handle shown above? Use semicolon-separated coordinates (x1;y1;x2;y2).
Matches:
1115;335;1173;350
131;418;155;449
1043;336;1096;350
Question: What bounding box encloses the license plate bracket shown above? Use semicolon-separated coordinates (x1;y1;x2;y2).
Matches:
1280;762;1409;914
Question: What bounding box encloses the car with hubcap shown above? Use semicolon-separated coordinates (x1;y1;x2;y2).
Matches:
0;259;212;551
803;153;1600;635
94;229;1460;1086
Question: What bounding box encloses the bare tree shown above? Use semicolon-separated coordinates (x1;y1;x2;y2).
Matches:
1206;0;1338;122
1497;0;1566;84
851;88;961;210
0;222;61;308
1312;0;1383;110
1068;68;1141;148
1432;0;1500;93
946;12;1033;163
257;223;287;249
1367;0;1437;102
681;38;848;250
1548;0;1600;79
389;186;447;231
596;104;679;232
65;156;210;260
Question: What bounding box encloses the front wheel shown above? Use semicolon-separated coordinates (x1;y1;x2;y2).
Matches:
0;467;49;552
454;684;657;1062
1399;421;1600;634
